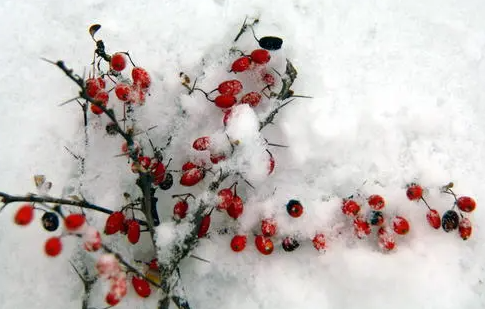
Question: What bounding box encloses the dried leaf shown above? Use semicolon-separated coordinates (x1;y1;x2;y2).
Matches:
34;175;46;188
89;24;101;38
69;195;81;202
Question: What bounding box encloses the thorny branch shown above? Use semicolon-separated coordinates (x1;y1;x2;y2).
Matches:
70;261;97;309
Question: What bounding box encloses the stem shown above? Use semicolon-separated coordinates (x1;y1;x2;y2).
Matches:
420;197;432;210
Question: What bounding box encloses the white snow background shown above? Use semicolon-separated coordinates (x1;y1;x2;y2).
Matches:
1;0;485;309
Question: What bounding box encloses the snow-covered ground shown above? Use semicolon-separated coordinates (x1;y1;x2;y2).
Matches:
1;1;485;308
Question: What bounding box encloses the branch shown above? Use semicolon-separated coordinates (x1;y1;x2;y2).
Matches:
70;261;97;309
0;191;148;226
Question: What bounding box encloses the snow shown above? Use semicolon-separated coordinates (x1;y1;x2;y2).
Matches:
1;1;485;309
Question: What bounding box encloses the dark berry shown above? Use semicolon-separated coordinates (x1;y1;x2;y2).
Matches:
41;212;59;232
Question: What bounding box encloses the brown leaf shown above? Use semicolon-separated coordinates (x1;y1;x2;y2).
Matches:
89;24;101;38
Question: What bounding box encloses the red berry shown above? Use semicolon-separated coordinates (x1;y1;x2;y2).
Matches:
230;235;247;252
255;235;274;255
214;95;237;108
406;184;423;201
173;201;189;220
45;237;62;257
90;103;104;115
250;49;271;64
426;209;441;229
94;91;109;105
262;73;275;86
14;204;34;226
180;168;205;186
64;213;86;231
217;188;234;211
342;200;360;216
392;216;410;235
150;161;166;185
192;136;210;151
105;211;126;235
137;156;151;170
148;258;158;270
132;67;151;89
115;83;132;101
227;195;244;219
210;153;226;164
126;220;140;244
378;227;396;251
458;218;472;240
368;195;385;210
218;80;243;95
231;56;251;72
132;275;151;298
198;214;211;238
111;53;127;72
286;199;303;218
261;218;277;237
353;217;371;239
105;292;120;306
456;196;476;213
241;92;262;107
182;161;198;171
312;233;326;251
86;77;105;98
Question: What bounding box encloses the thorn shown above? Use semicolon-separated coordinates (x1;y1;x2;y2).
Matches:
189;254;211;263
58;96;81;107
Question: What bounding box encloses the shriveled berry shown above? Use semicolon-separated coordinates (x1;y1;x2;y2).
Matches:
368;195;385;210
255;235;274;255
241;92;262;107
231;56;251;72
258;36;283;51
459;218;472;240
115;83;132;101
230;235;247;252
14;204;34;226
456;196;476;213
286;199;303;218
83;226;102;252
426;209;441;229
250;49;271;64
282;236;300;252
406;184;423;201
368;210;384;226
45;237;62;257
173;201;189;220
110;53;127;72
132;67;151;89
312;233;326;251
442;210;459;232
41;212;59;231
392;216;410;235
218;80;243;95
192;136;210;151
342;200;360;216
214;95;237;108
158;173;173;191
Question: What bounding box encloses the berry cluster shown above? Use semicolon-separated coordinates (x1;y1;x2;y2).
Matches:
407;182;475;240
